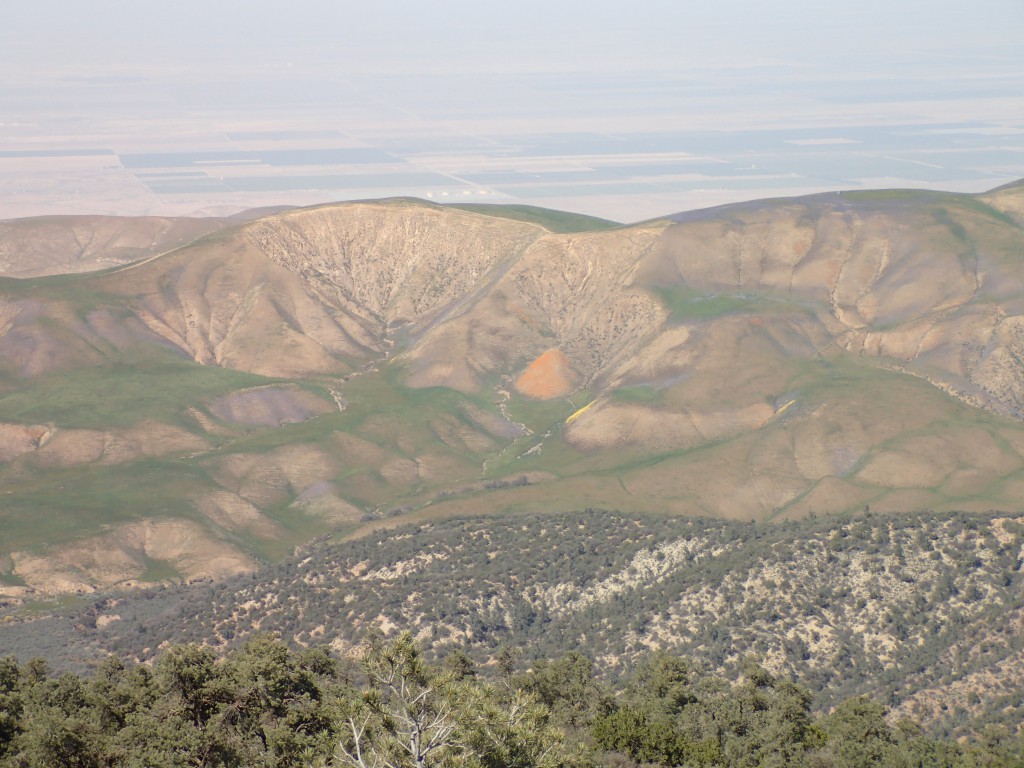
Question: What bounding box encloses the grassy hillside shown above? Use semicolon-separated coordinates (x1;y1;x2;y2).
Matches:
445;202;621;232
1;184;1024;596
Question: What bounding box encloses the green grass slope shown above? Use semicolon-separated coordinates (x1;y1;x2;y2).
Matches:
0;184;1023;598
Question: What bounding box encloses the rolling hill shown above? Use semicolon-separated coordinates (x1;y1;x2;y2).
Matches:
2;182;1024;597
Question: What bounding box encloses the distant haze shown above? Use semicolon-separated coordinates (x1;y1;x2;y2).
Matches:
1;0;1021;221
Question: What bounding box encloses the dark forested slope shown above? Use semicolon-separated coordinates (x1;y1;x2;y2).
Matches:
2;631;1023;767
3;510;1023;738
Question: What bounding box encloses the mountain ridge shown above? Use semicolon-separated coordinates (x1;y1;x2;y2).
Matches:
2;182;1024;596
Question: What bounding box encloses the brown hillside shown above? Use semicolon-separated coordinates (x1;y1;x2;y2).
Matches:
4;186;1024;596
0;215;233;277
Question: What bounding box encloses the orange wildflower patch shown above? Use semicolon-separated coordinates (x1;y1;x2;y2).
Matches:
514;348;577;399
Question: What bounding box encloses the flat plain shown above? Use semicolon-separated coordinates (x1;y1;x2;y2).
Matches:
1;62;1020;222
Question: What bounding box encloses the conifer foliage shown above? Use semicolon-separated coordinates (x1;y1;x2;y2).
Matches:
0;633;1020;767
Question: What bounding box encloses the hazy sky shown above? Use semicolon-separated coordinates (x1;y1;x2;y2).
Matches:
1;1;1021;220
5;0;1020;76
